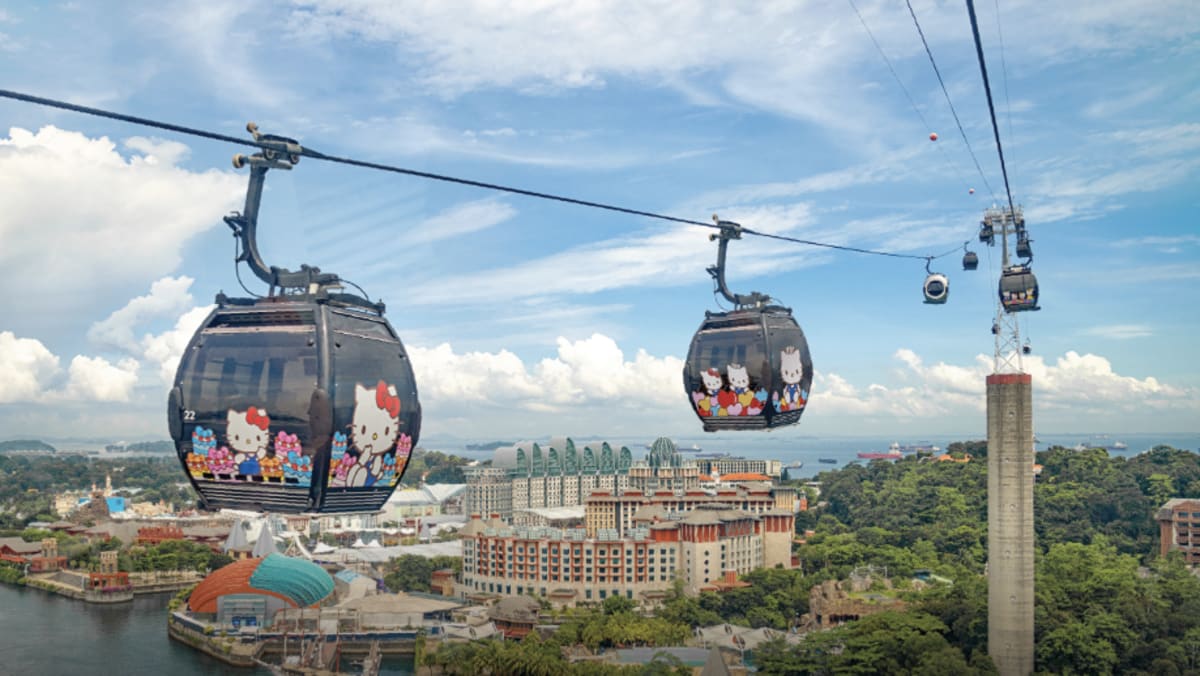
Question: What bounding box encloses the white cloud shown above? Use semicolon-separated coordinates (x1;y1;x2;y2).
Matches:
1083;84;1167;119
88;276;198;351
408;333;684;413
810;348;1197;423
404;203;817;305
0;126;243;320
1110;234;1200;249
282;1;1197;132
403;199;517;245
142;305;214;386
0;332;141;403
341;114;646;168
1082;324;1153;340
0;332;61;403
1025;351;1190;407
61;355;139;402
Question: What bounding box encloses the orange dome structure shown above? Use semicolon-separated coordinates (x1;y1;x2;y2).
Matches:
187;553;333;614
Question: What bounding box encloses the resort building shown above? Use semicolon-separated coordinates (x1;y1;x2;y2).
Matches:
695;457;783;481
465;438;635;520
462;466;514;522
463;437;769;522
584;484;798;538
457;499;795;605
385;484;468;521
1157;498;1200;564
186;553;335;629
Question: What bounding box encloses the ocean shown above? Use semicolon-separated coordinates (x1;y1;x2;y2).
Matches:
429;432;1200;479
0;585;415;676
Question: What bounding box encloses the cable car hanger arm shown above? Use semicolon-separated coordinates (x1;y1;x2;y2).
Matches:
709;217;770;308
224;123;342;295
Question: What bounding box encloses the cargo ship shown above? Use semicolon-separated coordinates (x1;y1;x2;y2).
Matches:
857;450;903;460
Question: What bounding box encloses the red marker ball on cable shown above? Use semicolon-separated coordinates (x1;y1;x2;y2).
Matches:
929;132;938;141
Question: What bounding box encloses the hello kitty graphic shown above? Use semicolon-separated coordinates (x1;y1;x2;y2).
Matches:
345;381;401;488
327;432;353;488
227;406;271;477
773;346;809;412
692;367;727;417
726;363;768;416
187;427;216;478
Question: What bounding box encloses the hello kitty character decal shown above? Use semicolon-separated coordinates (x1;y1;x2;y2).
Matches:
692;367;727;417
773;346;809;412
726;363;769;417
328;380;406;489
226;406;271;477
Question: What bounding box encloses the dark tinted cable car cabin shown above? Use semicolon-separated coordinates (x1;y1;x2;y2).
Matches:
168;124;420;514
683;218;813;432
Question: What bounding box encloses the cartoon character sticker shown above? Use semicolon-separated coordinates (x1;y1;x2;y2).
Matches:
206;446;235;479
773;346;809;412
693;364;770;419
225;406;270;478
328;432;353;488
692;367;726;417
187;427;216;478
327;381;407;489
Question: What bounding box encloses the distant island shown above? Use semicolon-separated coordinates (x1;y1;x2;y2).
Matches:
0;440;57;453
104;440;175;454
465;441;515;451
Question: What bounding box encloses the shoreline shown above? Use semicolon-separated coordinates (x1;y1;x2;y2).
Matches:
2;569;200;604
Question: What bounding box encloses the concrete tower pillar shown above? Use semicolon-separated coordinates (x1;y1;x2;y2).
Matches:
987;373;1034;676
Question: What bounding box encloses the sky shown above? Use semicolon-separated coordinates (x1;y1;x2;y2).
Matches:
0;0;1197;447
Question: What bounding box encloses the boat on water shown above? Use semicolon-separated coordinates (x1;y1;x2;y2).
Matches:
818;458;838;464
890;441;941;454
858;450;903;460
696;451;728;459
784;461;804;469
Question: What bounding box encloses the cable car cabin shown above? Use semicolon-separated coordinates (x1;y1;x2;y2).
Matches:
1016;236;1032;259
962;251;979;270
999;265;1040;313
979;222;994;245
923;273;949;304
683;306;812;432
168;296;421;514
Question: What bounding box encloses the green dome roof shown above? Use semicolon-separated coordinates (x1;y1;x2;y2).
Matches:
248;553;334;608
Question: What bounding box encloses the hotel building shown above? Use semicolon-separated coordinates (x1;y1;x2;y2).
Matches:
464;437;704;521
458;489;796;605
1157;498;1200;564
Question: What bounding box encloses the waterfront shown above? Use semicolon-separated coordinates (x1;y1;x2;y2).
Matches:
434;432;1200;479
0;585;414;675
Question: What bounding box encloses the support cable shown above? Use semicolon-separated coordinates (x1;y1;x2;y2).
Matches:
904;0;997;200
965;0;1018;218
0;87;959;264
847;0;978;197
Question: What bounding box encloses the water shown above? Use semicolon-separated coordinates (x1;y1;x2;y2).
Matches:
431;432;1200;481
0;585;415;675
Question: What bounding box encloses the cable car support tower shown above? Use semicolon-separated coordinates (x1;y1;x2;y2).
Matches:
988;206;1025;374
982;204;1035;676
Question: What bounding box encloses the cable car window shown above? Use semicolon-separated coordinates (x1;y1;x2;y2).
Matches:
330;311;395;341
689;328;770;391
327;333;419;491
180;331;317;425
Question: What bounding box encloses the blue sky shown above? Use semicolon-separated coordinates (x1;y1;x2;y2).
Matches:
0;0;1197;445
